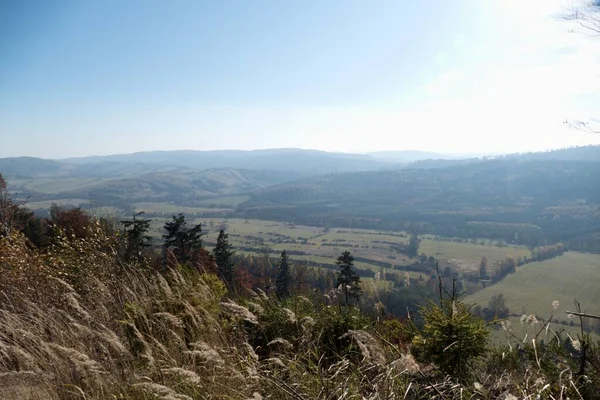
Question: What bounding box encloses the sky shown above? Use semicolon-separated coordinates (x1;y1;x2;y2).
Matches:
0;0;599;158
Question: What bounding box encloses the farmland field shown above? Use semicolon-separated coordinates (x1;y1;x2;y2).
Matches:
133;202;233;214
148;217;531;279
419;237;530;270
196;196;250;207
466;252;600;319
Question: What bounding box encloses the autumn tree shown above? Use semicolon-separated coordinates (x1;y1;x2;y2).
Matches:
163;213;203;265
49;205;95;239
336;251;362;306
275;250;291;299
213;229;234;290
0;174;20;237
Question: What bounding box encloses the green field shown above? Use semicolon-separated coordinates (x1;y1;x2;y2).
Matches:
420;238;531;271
195;219;411;270
133;202;233;214
157;218;530;281
196;195;250;207
467;252;600;319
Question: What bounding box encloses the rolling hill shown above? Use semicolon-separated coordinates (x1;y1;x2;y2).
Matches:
59;148;402;175
3;146;599;251
236;147;600;250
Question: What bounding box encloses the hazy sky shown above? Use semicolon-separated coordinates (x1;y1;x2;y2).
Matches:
1;0;599;158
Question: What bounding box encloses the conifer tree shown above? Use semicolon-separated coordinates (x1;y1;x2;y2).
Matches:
213;229;235;290
121;211;151;260
275;250;291;299
479;257;488;280
163;213;202;264
336;251;362;306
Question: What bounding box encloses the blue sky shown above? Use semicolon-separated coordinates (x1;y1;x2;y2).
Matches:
0;0;598;158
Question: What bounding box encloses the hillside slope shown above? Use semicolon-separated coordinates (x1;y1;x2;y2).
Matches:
237;153;600;248
466;251;600;318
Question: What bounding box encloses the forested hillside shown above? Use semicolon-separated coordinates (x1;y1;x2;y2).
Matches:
238;153;600;251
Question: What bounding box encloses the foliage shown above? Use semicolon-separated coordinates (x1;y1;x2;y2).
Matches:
409;279;489;378
336;251;362;306
479;256;488;280
213;229;235;290
275;250;291;299
239;155;600;252
163;213;203;265
121;211;151;260
0;208;598;399
487;293;509;318
407;234;420;258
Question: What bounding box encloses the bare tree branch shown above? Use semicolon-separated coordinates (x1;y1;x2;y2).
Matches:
560;2;600;133
564;119;600;134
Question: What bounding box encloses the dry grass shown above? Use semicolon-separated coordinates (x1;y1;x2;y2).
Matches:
0;226;595;399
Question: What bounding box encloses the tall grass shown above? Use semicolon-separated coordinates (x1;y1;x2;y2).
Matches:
0;225;597;399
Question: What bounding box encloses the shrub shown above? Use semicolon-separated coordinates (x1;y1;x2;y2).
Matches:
409;284;489;378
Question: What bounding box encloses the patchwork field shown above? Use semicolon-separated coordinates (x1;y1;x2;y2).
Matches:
143;217;533;280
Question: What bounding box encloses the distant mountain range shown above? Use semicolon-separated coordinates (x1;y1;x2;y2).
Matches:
0;148;456;182
2;147;599;251
58;149;399;176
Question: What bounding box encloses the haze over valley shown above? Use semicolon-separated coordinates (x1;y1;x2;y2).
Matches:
2;1;600;398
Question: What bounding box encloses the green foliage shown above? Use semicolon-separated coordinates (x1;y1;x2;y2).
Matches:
275;250;291;299
213;229;235;290
336;251;362;306
479;256;488;280
121;211;151;260
410;281;489;378
407;234;420;258
2;222;600;399
240;155;600;252
163;213;203;264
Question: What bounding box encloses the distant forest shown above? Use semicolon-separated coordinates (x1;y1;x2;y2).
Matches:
239;158;600;252
2;146;600;252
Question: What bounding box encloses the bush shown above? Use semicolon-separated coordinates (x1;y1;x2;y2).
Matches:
409;284;489;378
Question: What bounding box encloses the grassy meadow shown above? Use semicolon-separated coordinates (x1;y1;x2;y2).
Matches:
420;237;530;271
466;251;600;319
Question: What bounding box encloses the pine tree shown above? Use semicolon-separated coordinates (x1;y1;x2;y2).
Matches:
479;257;488;280
275;250;291;299
163;213;203;264
336;251;362;306
121;211;151;260
213;229;235;290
